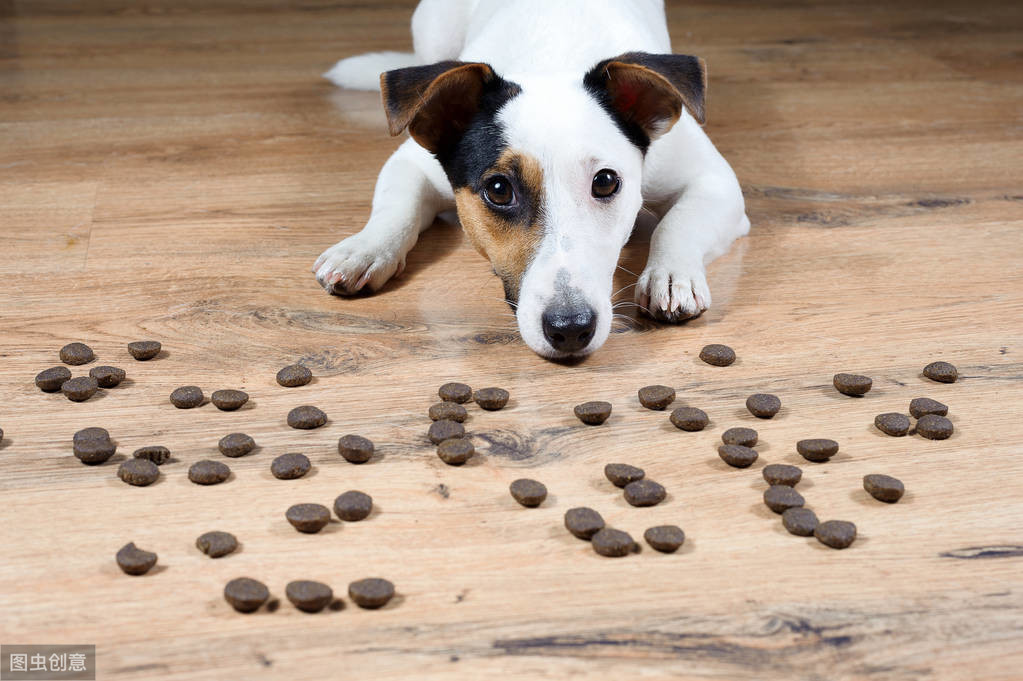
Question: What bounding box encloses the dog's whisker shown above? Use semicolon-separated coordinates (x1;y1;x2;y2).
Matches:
616;264;639;277
610;282;636;298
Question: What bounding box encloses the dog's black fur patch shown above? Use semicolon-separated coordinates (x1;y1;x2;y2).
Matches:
436;79;522;189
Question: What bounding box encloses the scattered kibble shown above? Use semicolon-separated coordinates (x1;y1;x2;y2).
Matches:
604;463;645;488
334;490;373;521
718;444;758;468
623;479;666;507
116;542;157;575
348;578;395;609
564;507;604;539
875;413;910;436
909;397;948;418
224;577;269;613
286;580;333;613
438;382;472;404
270;453;311;480
923;361;957;383
863;474;905;503
763;485;805;514
699;344;735;366
814;520;857;549
797;438;839;463
669;406;708;431
196;531;238;558
916;414;953;440
637;385;675;410
170;386;204;409
62;376;98;402
133;446;171;465
60;342;94;365
509;479;547;507
35;366;72;392
276;364;312;387
643;525;685;553
429;402;467;422
762;463;802;487
338;434;374;463
833;373;872;396
118;459;160;486
127;341;161;361
219;432;255;458
474;387;509;410
746;393;781;419
286;503;331;533
211;389;248;411
188;459;231;485
287;405;327;429
782;507;819;536
89;365;125;388
574;401;612;425
428;419;464;444
437;438;474;465
591;528;635;557
721;427;757;447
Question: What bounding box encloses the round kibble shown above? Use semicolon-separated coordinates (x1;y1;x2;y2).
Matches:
219;432;255;457
644;525;685;553
591;528;635;557
699;344;735;366
188;459;230;485
286;503;331;533
74;437;116;465
916;414;953;440
623;479;666;507
833;373;872;396
604;463;645;488
564;507;605;539
438;382;472;403
875;413;910;436
437;438;474;465
923;361;958;383
116;542;157;576
196;531;238;558
211;389;248;411
670;406;708;431
637;385;675;410
334;490;373;521
127;340;161;361
797;438;839;463
863;474;905;503
762;463;802;487
509;479;547;507
474;387;509;410
338;434;374;463
170;385;204;409
815;520;857;549
348;578;395;609
224;577;269;613
574;401;612;425
133;446;171;465
721;427;758;447
60;342;94;365
89;365;125;388
428;419;464;444
62;376;98;402
718;444;758;468
286;580;333;613
74;426;109;443
35;366;72;392
276;364;312;387
118;459;160;486
746;393;781;419
763;485;805;514
270;453;311;480
910;397;948;418
782;507;819;536
287;405;327;429
429;402;467;423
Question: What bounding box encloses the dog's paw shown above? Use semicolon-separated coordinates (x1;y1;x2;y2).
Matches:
312;233;406;295
635;264;711;322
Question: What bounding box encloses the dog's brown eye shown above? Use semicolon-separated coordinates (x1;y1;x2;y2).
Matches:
483;176;515;206
592;169;621;198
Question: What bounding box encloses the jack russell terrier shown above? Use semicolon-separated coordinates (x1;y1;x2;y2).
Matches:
314;0;749;359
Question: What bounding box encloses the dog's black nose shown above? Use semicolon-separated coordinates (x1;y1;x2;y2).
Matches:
542;305;597;354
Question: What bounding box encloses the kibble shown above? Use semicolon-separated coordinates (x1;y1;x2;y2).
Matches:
474;387;509;410
669;406;708;431
916;414;953;440
127;341;161;361
118;459;160;486
219;432;255;458
62;376;98;402
133;446;171;465
782;507;819;536
211;389;249;411
287;405;327;429
644;525;685;553
188;459;231;485
721;427;758;447
89;365;125;388
509;479;547;507
224;577;269;613
348;578;395;609
833;373;872;396
73;428;116;465
763;485;805;514
170;385;204;409
286;503;331;533
604;463;645;488
276;364;312;387
875;413;910;436
863;474;905;503
623;479;666;507
35;366;72;392
718;444;758;468
438;382;472;404
797;438;839;463
909;397;948;418
699;344;735;367
746;393;781;419
271;453;311;480
814;520;857;549
564;507;604;539
429;402;467;423
116;542;157;575
196;531;238;558
637;385;675;410
60;342;94;365
286;580;333;613
428;419;464;444
574;401;612;425
762;463;802;487
338;434;374;463
333;490;373;521
74;426;109;443
437;438;474;465
923;361;958;383
591;528;635;557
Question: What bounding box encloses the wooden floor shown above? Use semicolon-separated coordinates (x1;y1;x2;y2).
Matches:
2;1;1022;679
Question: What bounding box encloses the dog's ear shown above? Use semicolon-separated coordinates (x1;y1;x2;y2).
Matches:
583;52;706;148
381;61;507;155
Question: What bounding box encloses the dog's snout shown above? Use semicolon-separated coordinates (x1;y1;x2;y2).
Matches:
541;305;597;354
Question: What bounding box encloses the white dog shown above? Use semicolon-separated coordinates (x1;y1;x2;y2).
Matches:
315;0;749;358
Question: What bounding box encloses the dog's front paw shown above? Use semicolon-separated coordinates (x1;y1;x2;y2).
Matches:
635;264;711;322
312;233;406;295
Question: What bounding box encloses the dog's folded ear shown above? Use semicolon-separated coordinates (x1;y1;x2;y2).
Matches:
583;52;707;150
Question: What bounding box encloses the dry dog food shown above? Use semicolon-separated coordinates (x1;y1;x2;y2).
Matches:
782;507;819;536
170;386;204;409
909;397;948;418
797;438;839;463
118;459;160;486
637;385;675;410
271;453;311;480
60;342;94;365
438;382;472;403
721;427;758;447
334;490;373;521
574;401;612;425
863;474;905;503
133;446;171;465
286;580;333;613
211;389;249;411
509;479;547;507
875;413;910;436
718;444;758;468
276;364;312;387
62;376;98;402
196;531;238;558
188;459;230;485
429;402;468;423
762;463;802;487
644;525;685;553
670;406;709;431
746;393;781;419
591;528;635;557
127;341;161;361
474;387;510;410
116;542;157;575
437;438;474;465
35;366;72;392
89;366;125;388
348;578;395;609
428;419;464;444
219;432;255;457
923;361;958;383
564;507;605;539
287;405;327;429
763;485;805;514
916;414;953;440
286;503;331;533
699;344;735;366
73;428;116;465
604;463;645;488
814;520;857;549
224;577;269;613
623;479;666;507
833;373;872;396
338;434;374;463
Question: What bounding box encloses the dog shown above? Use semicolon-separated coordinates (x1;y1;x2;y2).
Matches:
314;0;749;359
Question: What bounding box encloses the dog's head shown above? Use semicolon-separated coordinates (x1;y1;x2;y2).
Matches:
381;53;705;359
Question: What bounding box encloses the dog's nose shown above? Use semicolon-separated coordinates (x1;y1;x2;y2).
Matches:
541;305;597;354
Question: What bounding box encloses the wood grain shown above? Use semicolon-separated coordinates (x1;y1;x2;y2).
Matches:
1;1;1022;679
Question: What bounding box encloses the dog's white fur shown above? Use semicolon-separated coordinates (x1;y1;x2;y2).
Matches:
316;0;749;358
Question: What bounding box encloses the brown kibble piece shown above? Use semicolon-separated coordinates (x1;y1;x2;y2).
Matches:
348;578;395;609
36;366;72;392
170;386;204;409
746;393;781;419
623;479;666;507
438;382;472;403
334;490;373;521
127;341;161;361
699;344;735;367
116;542;157;576
815;520;857;549
863;474;905;503
118;459;159;486
762;463;802;487
286;503;331;533
74;431;116;465
875;413;910;436
276;364;312;387
62;376;98;402
721;427;758;447
644;525;685;553
604;463;645;488
591;528;635;557
287;405;327;429
564;507;605;539
909;397;948;418
437;438;474;465
916;414;953;440
797;438;839;462
133;446;171;465
89;365;125;388
833;373;872;396
718;444;758;468
763;485;805;514
211;389;248;411
60;342;94;365
219;432;255;458
224;577;269;613
637;385;675;410
428;419;464;444
670;406;708;431
923;361;958;383
286;580;333;613
188;459;230;485
782;507;819;536
509;479;547;507
474;387;509;410
574;401;612;425
338;434;374;463
429;402;467;423
270;453;310;480
196;531;238;558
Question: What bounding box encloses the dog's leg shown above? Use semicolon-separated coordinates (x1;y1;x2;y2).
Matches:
314;138;453;294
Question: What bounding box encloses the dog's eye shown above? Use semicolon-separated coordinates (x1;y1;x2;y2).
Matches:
483;176;515;206
592;169;621;199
